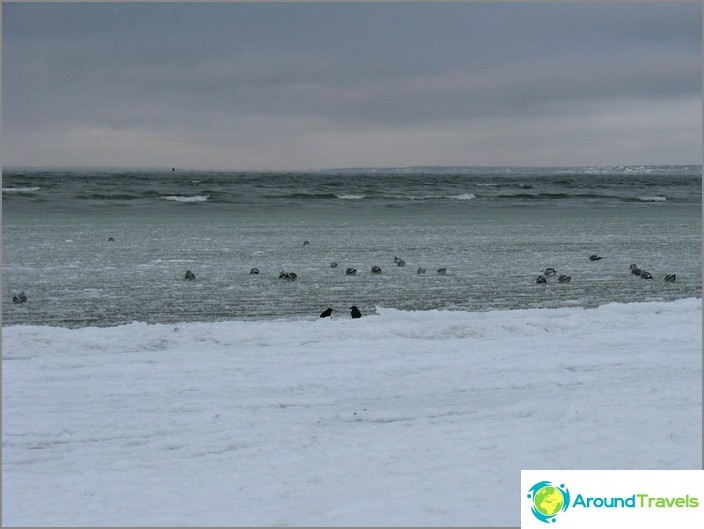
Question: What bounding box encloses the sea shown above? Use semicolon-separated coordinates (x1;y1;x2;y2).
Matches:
2;165;701;328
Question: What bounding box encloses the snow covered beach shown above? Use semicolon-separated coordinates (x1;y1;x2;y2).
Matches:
2;298;701;526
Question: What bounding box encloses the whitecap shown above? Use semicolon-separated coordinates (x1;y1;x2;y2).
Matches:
637;196;667;202
408;193;477;201
2;187;40;193
336;194;365;200
160;195;209;202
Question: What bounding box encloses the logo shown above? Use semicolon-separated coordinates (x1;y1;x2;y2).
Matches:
527;481;571;523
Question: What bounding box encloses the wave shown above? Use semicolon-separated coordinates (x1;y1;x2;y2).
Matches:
636;196;667;202
160;195;209;202
336;194;366;200
497;192;614;200
408;193;477;201
2;187;41;193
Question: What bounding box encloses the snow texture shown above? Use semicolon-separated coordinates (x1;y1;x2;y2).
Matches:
2;299;701;526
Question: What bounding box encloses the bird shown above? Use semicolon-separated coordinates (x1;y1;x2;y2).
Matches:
558;274;571;283
639;270;653;279
542;268;557;276
437;268;447;275
371;266;382;274
630;264;642;276
396;259;406;267
417;267;426;274
108;237;115;241
303;241;310;246
12;292;27;303
350;306;362;318
330;262;338;268
345;267;357;275
536;275;547;284
249;268;260;275
184;270;196;281
589;254;603;261
320;308;334;318
664;274;677;282
279;271;297;281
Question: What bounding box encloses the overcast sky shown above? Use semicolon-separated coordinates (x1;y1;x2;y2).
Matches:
3;2;701;170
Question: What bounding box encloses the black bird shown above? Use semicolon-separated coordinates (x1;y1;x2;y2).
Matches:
639;270;653;279
108;237;115;241
396;259;406;267
437;268;447;275
630;264;642;276
249;268;260;275
589;254;603;261
350;305;362;318
184;270;196;281
320;308;334;318
303;241;310;246
664;274;677;282
330;262;338;268
371;266;382;274
12;292;27;303
345;267;357;275
279;271;297;281
542;268;557;276
536;275;547;284
417;267;426;274
558;274;571;283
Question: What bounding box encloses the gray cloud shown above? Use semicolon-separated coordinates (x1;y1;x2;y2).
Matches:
3;2;701;170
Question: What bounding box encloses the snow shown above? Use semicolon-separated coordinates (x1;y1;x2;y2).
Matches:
2;299;701;526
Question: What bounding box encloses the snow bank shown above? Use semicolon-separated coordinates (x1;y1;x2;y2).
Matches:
2;299;701;526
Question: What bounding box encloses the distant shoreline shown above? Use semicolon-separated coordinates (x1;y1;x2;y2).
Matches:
3;164;702;175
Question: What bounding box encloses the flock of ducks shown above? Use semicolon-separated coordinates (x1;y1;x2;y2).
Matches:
534;254;677;285
9;242;679;315
178;245;451;319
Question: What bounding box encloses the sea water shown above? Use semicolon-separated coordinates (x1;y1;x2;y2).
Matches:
2;166;702;526
2;166;701;327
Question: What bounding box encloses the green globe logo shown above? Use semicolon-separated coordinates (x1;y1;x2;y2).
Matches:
534;486;564;516
527;481;570;523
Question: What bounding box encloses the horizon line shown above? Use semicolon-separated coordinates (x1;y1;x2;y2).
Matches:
3;163;702;173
